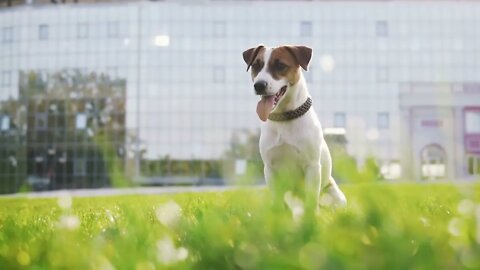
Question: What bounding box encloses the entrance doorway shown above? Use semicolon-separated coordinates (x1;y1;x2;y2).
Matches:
420;144;446;180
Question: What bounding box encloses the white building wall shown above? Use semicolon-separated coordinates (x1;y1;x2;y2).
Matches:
1;0;480;162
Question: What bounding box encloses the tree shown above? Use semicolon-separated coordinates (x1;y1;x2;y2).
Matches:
17;69;128;190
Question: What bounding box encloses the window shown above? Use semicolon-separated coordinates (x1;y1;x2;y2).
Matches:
380;161;401;180
35;113;48;130
76;113;87;129
300;21;312;37
420;144;446;180
235;159;247;175
0;116;10;131
465;110;480;133
77;23;88;39
376;67;389;82
213;66;226;83
2;27;12;43
34;154;46;176
213;21;226;37
334;112;346;128
37;69;48;82
74;158;87;176
39;24;49;40
107;21;118;38
1;71;11;87
467;155;480;175
378;112;389;129
58;152;67;164
375;20;388;37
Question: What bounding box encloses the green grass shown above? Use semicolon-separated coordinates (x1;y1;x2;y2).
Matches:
1;183;480;269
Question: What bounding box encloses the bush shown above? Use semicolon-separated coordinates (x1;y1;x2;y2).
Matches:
0;183;479;269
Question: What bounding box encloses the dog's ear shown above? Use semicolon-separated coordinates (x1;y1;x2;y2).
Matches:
243;45;264;71
284;46;312;71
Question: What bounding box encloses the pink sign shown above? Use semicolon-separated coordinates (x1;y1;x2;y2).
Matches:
465;135;480;153
421;120;442;127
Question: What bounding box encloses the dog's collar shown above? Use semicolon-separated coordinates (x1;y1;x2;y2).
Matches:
268;97;312;121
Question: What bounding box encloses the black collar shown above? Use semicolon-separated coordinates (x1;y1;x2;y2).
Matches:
268;97;312;121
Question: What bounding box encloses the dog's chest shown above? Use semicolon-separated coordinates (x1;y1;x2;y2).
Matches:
264;143;307;171
259;118;322;167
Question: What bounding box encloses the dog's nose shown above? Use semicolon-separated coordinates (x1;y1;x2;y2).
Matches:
254;81;268;95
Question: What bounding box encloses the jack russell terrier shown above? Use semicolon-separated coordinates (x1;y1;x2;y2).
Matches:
243;45;347;212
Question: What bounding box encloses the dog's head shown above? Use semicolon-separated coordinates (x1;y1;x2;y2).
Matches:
242;45;312;121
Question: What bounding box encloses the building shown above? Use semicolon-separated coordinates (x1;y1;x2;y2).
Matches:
1;0;480;190
28;70;126;189
11;69;126;191
399;83;480;181
0;98;25;193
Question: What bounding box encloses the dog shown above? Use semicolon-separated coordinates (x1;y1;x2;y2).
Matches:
242;45;347;213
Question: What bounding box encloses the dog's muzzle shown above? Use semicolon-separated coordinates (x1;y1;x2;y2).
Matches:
254;81;268;95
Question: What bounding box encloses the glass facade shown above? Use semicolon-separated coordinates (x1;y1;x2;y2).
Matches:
0;0;480;191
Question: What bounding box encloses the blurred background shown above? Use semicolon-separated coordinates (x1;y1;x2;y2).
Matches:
0;0;479;193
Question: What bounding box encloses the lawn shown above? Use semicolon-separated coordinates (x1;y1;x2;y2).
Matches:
1;183;480;269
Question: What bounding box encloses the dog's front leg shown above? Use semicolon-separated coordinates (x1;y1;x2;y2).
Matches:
305;163;321;216
264;165;283;208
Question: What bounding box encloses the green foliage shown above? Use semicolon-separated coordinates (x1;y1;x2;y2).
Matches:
0;183;479;269
223;129;264;185
93;133;131;188
223;130;383;185
323;134;382;184
19;69;126;100
332;151;381;184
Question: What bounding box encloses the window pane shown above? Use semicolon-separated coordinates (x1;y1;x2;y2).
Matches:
467;156;474;175
74;158;86;176
376;67;389;82
2;27;13;43
300;21;312;37
2;71;11;86
213;21;226;37
421;164;446;178
76;113;87;129
376;20;388;37
1;116;10;131
465;111;480;133
35;113;47;130
77;23;88;39
213;66;225;83
466;156;480;175
107;21;118;38
334;112;346;128
39;24;49;40
378;112;389;129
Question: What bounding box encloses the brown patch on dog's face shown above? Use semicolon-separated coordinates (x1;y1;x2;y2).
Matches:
268;46;302;85
249;48;265;79
243;45;266;79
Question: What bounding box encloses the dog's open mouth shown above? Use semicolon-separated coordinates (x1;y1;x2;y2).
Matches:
256;86;287;121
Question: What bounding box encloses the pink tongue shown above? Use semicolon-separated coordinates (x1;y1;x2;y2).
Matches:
256;96;275;121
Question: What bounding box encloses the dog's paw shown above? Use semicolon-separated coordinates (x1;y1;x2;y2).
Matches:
319;191;347;209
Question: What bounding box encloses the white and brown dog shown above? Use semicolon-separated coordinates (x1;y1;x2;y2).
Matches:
243;45;347;212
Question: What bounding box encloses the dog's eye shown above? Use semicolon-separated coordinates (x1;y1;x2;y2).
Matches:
252;62;263;71
274;62;288;72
